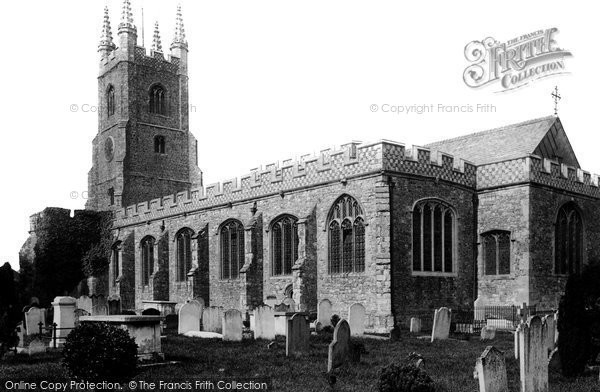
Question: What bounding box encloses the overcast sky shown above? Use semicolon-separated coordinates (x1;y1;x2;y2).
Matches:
1;0;598;271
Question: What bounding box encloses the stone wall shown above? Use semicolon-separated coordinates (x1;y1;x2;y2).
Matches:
390;175;476;327
477;185;530;305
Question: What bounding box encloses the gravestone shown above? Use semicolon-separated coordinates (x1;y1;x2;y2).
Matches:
202;307;224;333
24;307;43;335
254;305;275;340
16;322;24;348
514;325;521;360
76;295;93;315
50;296;77;348
410;317;421;333
282;298;296;311
178;301;201;335
348;303;366;336
222;309;243;342
286;313;309;357
265;296;278;308
476;346;508;392
317;299;333;328
480;326;496;341
328;319;351;372
542;315;555;355
518;316;548;392
474;297;486;321
431;307;451;342
28;338;47;355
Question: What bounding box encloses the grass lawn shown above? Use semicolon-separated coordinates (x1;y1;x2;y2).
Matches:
1;331;598;391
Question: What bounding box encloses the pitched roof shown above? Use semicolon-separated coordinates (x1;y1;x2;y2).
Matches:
425;116;579;167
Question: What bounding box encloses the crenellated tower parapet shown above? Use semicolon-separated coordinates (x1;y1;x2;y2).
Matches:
114;140;477;226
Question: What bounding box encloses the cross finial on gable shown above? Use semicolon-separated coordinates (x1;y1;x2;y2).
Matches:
551;86;561;116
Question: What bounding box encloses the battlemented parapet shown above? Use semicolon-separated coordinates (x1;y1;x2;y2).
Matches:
114;141;477;226
477;155;600;198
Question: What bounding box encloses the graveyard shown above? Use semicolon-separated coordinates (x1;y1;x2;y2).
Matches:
3;297;600;392
2;327;598;391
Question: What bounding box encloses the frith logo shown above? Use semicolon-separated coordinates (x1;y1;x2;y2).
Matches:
463;28;572;92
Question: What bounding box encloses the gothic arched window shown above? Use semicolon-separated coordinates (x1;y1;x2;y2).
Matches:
149;84;167;115
412;199;456;274
176;229;193;282
107;85;115;117
328;195;365;274
111;241;121;286
154;135;166;154
271;215;299;276
555;203;583;275
141;236;155;286
482;230;511;275
220;220;245;280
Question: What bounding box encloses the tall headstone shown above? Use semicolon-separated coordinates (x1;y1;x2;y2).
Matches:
514;324;521;360
202;307;224;334
476;346;508;392
50;296;77;348
222;309;243;342
286;313;309;357
542;315;555;355
317;299;333;328
327;319;351;372
178;301;201;335
16;322;24;348
410;317;421;333
519;316;548;392
76;295;93;315
254;305;275;340
431;307;451;342
348;303;366;336
24;307;43;335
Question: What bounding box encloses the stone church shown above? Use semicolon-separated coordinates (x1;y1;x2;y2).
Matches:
26;1;600;333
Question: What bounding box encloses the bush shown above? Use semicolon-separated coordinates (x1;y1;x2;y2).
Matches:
63;322;138;381
378;363;435;392
331;314;340;328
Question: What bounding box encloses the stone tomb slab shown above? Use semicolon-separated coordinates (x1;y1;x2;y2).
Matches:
80;315;163;360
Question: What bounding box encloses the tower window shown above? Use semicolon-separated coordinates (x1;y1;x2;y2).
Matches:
149;85;167;115
111;242;121;286
141;236;155;286
412;199;456;275
327;194;365;274
107;85;115;117
555;203;583;275
176;228;193;282
154;136;166;154
482;230;511;275
108;187;115;205
271;215;299;276
220;220;245;280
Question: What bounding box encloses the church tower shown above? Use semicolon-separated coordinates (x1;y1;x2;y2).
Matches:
87;1;202;211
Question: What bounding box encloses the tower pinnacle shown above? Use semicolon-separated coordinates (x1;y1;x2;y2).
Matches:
119;0;136;31
172;4;188;49
98;6;116;53
152;21;163;52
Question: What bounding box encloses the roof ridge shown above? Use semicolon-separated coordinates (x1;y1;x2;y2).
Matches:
426;115;556;147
